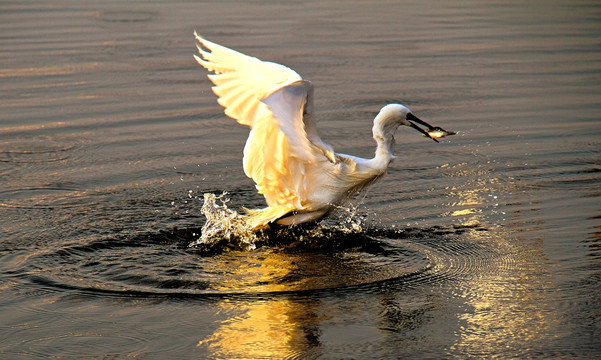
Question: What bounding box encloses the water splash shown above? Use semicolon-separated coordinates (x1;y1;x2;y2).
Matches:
190;193;366;251
189;192;259;250
318;203;364;234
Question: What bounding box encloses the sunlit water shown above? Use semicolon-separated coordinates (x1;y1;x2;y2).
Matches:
1;0;600;358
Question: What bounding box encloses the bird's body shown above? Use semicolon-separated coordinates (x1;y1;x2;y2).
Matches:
193;33;453;228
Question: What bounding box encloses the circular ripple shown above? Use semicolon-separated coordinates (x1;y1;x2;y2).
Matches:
0;187;90;210
17;331;153;359
0;136;82;164
5;224;509;298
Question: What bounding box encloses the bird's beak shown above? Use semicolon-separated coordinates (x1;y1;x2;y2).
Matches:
406;113;439;143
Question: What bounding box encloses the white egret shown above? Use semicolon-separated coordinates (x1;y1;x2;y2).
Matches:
193;32;454;229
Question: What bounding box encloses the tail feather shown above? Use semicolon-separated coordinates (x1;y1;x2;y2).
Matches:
243;206;295;229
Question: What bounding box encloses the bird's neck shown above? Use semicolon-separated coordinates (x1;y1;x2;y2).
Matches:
372;125;397;169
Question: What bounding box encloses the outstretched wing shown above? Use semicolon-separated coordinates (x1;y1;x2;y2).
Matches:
194;32;300;127
193;33;335;211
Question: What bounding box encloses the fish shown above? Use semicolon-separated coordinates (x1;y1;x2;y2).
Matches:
426;126;456;139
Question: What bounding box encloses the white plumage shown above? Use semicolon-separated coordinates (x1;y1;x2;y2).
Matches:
193;32;453;228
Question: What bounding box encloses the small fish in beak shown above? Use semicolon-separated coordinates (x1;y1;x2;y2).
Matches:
426;127;456;139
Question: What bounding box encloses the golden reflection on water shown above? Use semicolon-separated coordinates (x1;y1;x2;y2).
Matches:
451;202;559;355
209;252;298;293
206;251;320;294
440;162;497;225
197;298;320;358
198;252;321;358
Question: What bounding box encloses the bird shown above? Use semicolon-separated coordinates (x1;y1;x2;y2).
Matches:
193;32;454;229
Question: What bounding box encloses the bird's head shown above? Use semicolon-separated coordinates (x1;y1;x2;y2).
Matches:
374;103;454;143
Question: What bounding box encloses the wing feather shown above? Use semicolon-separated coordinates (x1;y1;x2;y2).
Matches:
194;33;302;125
194;32;334;211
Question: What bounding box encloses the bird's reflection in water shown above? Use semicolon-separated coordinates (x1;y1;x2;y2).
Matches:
197;298;322;358
197;251;323;358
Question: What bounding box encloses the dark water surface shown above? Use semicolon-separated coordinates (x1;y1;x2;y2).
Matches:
2;0;600;358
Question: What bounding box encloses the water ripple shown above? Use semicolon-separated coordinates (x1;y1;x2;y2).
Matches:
1;222;507;301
